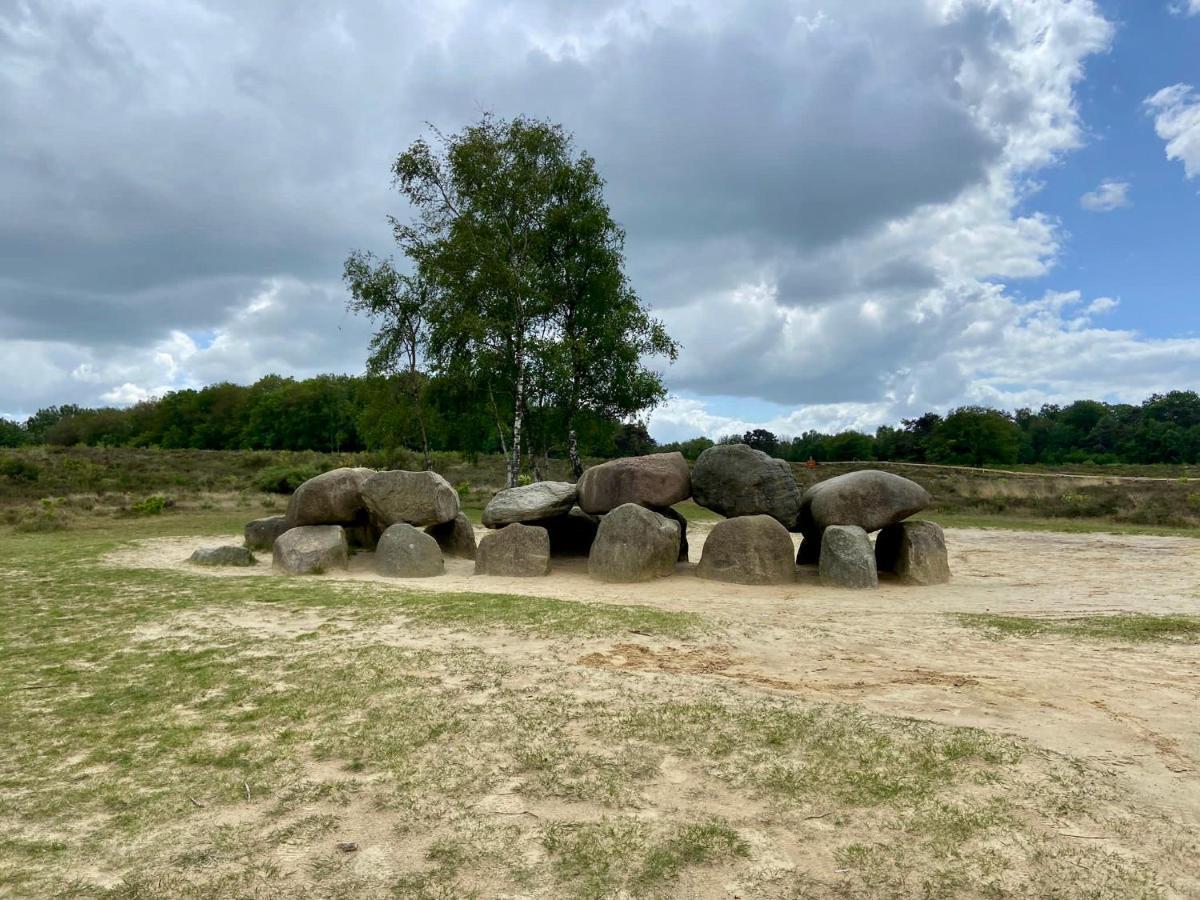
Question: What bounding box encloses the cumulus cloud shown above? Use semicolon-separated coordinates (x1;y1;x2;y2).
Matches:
1079;179;1131;212
1145;84;1200;180
2;0;1194;440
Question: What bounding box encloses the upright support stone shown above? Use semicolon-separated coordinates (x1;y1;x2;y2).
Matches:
818;525;877;589
875;520;950;585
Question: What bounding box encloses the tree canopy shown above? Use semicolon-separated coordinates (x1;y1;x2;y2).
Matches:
369;114;677;484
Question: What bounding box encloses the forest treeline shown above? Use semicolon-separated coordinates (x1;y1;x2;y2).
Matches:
4;376;1200;467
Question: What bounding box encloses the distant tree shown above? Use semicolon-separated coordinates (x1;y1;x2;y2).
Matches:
0;418;26;447
612;421;657;457
824;430;875;461
741;428;779;456
928;407;1020;467
24;405;83;443
387;114;676;485
344;252;433;468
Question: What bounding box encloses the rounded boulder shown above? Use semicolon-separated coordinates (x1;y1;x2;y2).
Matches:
875;520;950;585
273;525;349;575
361;470;460;528
286;468;373;526
587;503;680;583
576;453;691;515
475;523;551;577
697;515;794;585
483;481;577;527
818;525;877;589
691;444;802;529
425;513;477;560
244;515;291;551
376;523;445;578
799;470;931;535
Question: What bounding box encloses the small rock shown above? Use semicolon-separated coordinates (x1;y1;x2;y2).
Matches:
482;481;577;527
576;453;691;514
244;516;291;551
588;503;679;583
818;525;877;589
697;515;795;585
190;545;255;567
273;525;349;575
425;513;477;560
361;470;460;528
286;468;373;526
375;523;444;578
475;523;551;577
691;444;802;529
875;520;950;585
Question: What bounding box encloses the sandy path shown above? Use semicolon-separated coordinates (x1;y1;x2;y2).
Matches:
110;526;1200;828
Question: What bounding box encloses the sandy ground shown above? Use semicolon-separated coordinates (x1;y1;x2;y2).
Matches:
109;525;1200;831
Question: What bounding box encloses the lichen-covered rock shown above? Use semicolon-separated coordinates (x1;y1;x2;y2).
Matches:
697;515;794;585
244;515;291;551
475;523;551;577
818;525;877;589
273;525;348;575
425;513;477;560
576;453;691;514
375;523;444;578
587;503;680;583
534;507;600;557
483;481;577;527
799;470;930;535
190;545;255;567
361;470;459;528
875;520;950;585
655;506;689;562
286;467;373;526
691;444;802;529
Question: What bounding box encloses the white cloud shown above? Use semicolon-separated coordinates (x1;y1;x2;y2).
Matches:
3;0;1194;446
1079;179;1131;212
1145;84;1200;179
1169;1;1200;16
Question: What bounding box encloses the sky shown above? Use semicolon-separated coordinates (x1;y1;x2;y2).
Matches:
1;0;1198;443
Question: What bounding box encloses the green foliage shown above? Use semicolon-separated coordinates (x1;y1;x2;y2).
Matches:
253;464;322;494
928;407;1022;467
0;458;40;483
129;495;169;516
385;113;677;483
0;418;27;447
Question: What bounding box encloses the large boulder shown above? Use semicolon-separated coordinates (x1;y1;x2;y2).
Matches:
818;525;877;589
475;523;551;577
875;520;950;585
425;513;477;560
286;467;373;526
244;515;291;551
655;506;689;562
799;470;931;535
361;470;459;528
273;525;349;575
576;453;691;514
697;515;794;585
482;481;577;527
588;503;680;583
375;523;444;578
690;444;802;529
190;545;255;567
535;507;600;557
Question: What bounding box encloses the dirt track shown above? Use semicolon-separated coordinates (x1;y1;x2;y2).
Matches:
111;525;1200;832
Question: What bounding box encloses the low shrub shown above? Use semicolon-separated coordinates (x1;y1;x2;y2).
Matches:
130;495;169;516
0;458;40;483
253;465;321;494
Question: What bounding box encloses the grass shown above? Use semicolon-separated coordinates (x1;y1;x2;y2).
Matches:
927;511;1200;538
960;613;1200;643
0;506;1194;897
